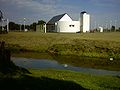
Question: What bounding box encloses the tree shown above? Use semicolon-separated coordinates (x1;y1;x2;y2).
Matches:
0;10;3;32
30;22;37;31
25;25;30;30
9;22;16;30
9;22;15;30
118;27;120;32
38;20;46;25
9;22;20;31
111;26;115;32
0;10;3;22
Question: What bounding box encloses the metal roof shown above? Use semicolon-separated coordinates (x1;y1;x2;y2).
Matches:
47;13;69;24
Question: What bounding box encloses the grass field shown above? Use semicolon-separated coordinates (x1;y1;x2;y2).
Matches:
0;32;120;71
0;32;120;58
0;69;120;90
0;32;120;90
0;32;120;54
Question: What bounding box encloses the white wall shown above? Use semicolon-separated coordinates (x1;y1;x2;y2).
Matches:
57;21;80;33
80;13;90;33
83;13;90;32
59;14;73;21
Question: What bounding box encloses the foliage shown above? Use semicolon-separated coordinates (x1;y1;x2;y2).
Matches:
30;22;37;31
48;39;120;59
111;26;115;32
38;20;46;25
7;20;46;31
9;22;20;31
0;10;3;21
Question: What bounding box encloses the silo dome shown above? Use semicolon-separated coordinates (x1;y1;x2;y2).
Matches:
81;11;87;14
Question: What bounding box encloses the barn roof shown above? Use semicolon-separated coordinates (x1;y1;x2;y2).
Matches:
47;13;70;24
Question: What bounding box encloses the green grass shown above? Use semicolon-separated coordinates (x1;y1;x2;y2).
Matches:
0;69;120;90
29;69;120;90
1;32;120;90
0;32;120;58
1;32;120;71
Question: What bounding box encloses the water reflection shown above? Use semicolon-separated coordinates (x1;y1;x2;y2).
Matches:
12;57;120;76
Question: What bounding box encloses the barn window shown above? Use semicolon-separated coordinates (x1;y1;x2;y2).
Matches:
69;25;74;27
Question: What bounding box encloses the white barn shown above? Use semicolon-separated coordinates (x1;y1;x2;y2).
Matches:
47;12;90;33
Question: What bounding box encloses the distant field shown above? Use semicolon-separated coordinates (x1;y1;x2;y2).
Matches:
0;32;120;59
0;32;120;48
1;32;120;41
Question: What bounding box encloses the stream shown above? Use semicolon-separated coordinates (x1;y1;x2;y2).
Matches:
12;57;120;76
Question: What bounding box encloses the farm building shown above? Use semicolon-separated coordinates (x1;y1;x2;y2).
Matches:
46;11;90;33
36;24;46;33
36;20;46;33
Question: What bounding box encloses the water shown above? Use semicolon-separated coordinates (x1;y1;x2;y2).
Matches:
12;57;120;76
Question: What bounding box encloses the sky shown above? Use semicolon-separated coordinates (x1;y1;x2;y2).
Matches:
0;0;120;29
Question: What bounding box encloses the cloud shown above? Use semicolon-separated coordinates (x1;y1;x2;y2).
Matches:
0;0;83;16
0;0;61;14
90;0;120;7
1;0;119;27
1;0;77;22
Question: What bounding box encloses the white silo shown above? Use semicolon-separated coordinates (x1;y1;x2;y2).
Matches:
80;11;90;32
98;27;103;32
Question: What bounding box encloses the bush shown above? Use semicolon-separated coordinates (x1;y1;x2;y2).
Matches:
48;39;120;59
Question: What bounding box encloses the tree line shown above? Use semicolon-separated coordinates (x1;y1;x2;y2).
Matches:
0;20;46;32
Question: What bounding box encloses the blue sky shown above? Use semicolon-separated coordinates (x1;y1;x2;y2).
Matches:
0;0;120;29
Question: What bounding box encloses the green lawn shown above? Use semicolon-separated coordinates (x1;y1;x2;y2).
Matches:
29;69;120;90
0;69;120;90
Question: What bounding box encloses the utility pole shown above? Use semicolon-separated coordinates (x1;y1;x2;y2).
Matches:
94;21;96;30
23;18;26;31
110;20;112;32
115;20;117;32
1;19;3;31
7;19;9;32
20;24;21;32
106;22;108;32
44;24;46;33
18;19;22;31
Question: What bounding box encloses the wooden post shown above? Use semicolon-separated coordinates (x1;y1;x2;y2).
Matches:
0;41;11;67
